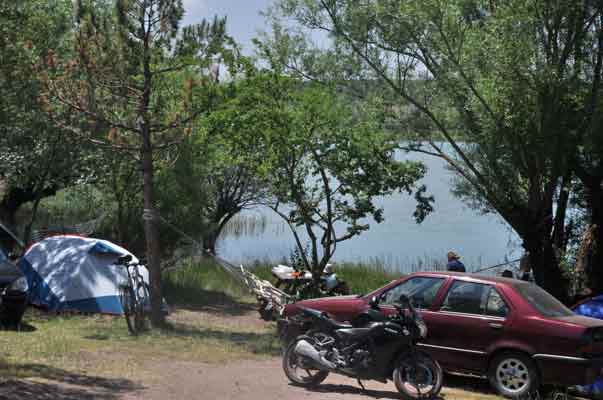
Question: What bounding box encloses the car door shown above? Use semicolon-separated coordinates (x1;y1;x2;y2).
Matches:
376;276;447;318
420;280;511;373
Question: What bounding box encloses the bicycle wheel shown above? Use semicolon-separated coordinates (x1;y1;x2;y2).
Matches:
119;285;138;335
133;281;150;333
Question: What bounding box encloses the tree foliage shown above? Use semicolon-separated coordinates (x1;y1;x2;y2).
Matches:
0;0;96;242
219;72;432;279
42;0;239;326
266;0;603;300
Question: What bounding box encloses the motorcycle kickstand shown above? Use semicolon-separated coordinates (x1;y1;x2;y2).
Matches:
357;379;366;392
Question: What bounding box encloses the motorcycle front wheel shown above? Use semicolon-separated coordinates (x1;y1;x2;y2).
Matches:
393;350;443;400
282;336;329;387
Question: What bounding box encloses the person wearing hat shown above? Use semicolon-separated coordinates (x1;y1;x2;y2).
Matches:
519;252;532;281
446;251;466;272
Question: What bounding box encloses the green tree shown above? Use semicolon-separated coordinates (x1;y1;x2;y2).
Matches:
43;0;237;326
157;131;267;254
222;73;431;285
266;0;603;300
0;0;95;243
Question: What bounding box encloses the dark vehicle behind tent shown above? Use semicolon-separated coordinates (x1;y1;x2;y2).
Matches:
0;246;28;327
0;222;28;328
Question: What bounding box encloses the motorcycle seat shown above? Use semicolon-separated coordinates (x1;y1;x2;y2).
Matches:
327;319;353;330
335;327;373;341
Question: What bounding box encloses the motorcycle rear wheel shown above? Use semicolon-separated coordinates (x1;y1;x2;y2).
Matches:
282;336;329;387
393;350;443;400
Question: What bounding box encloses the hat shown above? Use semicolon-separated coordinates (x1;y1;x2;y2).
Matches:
447;251;460;260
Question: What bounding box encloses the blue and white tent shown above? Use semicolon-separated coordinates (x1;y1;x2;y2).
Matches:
19;235;149;314
573;295;603;399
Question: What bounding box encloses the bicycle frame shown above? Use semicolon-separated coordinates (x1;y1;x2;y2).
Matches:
117;256;150;335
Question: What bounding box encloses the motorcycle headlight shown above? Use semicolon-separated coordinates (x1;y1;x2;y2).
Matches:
9;276;29;292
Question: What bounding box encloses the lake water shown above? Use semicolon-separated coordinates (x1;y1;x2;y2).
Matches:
216;153;521;273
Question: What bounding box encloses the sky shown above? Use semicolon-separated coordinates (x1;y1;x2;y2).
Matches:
181;0;275;55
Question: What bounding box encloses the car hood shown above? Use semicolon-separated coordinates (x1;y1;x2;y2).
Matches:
0;259;23;287
296;295;360;306
284;295;366;318
555;315;603;328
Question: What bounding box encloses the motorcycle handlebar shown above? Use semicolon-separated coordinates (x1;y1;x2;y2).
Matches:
393;295;419;319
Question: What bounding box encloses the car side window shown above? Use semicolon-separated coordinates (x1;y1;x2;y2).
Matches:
381;277;445;309
441;281;486;314
441;281;509;317
485;287;509;318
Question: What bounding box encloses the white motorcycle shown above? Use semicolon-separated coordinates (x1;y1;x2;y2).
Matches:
271;264;350;298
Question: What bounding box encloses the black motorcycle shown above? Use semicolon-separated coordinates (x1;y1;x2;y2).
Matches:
282;295;443;399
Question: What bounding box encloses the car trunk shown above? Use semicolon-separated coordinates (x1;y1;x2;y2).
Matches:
556;316;603;356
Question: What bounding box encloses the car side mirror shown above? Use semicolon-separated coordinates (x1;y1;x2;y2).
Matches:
369;296;380;309
399;294;410;304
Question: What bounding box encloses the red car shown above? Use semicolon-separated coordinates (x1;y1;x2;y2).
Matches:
279;272;603;398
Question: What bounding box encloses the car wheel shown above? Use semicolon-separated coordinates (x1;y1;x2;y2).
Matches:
488;352;540;398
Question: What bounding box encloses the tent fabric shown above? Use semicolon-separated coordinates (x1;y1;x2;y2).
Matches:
573;296;603;399
18;235;149;315
89;241;126;256
574;295;603;319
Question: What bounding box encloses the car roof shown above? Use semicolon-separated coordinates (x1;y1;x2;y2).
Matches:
409;271;528;286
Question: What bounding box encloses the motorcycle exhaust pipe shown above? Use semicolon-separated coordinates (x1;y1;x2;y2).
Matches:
294;340;336;371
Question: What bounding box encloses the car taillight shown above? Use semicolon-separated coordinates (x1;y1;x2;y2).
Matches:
593;329;603;342
585;327;603;343
579;328;603;356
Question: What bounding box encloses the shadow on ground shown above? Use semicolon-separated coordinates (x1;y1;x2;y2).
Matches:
299;373;498;400
0;362;143;400
164;322;281;356
0;322;37;333
164;286;256;316
443;373;495;396
301;383;405;399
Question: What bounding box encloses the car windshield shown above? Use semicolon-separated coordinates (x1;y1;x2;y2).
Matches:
514;283;573;317
0;247;7;263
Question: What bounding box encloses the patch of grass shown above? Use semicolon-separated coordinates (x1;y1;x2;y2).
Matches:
163;255;405;299
0;303;279;383
163;258;253;306
335;262;400;295
244;260;400;295
0;259;282;377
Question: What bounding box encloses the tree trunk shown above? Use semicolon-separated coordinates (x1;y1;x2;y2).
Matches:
523;233;569;303
204;212;239;255
585;179;603;294
23;195;43;245
203;230;217;254
0;187;34;228
141;127;164;327
552;175;571;253
0;203;18;230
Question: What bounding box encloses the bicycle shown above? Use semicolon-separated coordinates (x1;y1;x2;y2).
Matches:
116;254;150;335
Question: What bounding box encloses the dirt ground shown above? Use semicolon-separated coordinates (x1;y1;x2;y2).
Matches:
0;307;504;400
121;358;501;400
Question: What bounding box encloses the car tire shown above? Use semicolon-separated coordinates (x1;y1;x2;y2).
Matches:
488;352;540;398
